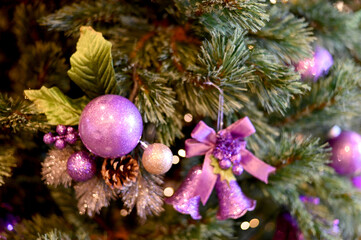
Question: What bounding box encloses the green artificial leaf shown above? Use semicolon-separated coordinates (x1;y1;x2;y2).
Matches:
210;155;236;183
24;86;89;125
68;26;120;99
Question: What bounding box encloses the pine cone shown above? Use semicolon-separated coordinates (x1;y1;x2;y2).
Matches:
101;155;139;190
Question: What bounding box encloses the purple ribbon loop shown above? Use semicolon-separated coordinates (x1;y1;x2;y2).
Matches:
185;117;276;205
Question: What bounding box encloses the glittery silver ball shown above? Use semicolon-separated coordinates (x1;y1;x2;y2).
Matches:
142;143;173;174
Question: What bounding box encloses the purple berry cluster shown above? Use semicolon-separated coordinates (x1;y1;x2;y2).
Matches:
213;131;245;176
43;125;78;149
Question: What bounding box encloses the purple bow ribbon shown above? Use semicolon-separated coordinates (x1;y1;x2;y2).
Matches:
185;117;276;205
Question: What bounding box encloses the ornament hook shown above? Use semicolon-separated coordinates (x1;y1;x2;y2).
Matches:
204;81;224;132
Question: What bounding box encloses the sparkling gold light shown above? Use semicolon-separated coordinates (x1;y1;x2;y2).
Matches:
164;187;174;197
172;155;180;164
240;221;250;230
270;0;277;4
250;218;260;228
120;209;128;216
178;149;186;158
184;113;193;123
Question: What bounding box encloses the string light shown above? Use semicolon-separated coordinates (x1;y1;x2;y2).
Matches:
265;222;275;231
240;221;250;230
250;218;260;228
270;0;277;4
164;187;174;197
184;113;193;123
172;155;180;164
178;149;186;158
120;209;128;216
7;224;14;231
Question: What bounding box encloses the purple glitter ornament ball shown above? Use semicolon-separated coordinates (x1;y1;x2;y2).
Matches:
219;159;232;169
56;124;67;135
329;131;361;176
43;133;55;145
54;139;66;149
296;46;333;81
67;126;75;134
65;133;77;144
232;164;244;176
66;151;96;182
79;95;143;158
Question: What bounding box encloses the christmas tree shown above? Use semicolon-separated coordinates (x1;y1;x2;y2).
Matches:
2;0;361;239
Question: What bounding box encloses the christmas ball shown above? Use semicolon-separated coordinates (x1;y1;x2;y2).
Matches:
142;143;173;174
329;131;361;176
43;132;55;145
67;151;96;182
54;139;66;149
79;95;143;158
296;46;333;81
56;124;67;135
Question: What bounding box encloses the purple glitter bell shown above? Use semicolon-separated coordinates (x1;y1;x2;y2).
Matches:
215;178;256;220
165;165;203;220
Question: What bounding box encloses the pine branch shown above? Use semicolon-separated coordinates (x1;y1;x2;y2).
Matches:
0;146;16;186
120;168;164;222
39;0;151;36
36;229;72;240
129;207;234;240
254;133;342;239
49;187;98;234
177;29;253;118
314;174;361;239
74;177;116;217
251;6;315;63
194;0;269;33
0;93;49;133
290;0;361;58
5;215;71;240
273;60;361;134
134;70;177;125
246;49;310;114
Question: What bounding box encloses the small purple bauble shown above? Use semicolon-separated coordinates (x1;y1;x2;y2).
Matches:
329;131;361;176
54;139;66;149
56;124;67;135
219;159;232;170
66;151;96;182
79;95;143;158
65;133;77;144
296;46;333;81
232;164;244;176
67;126;75;134
43;133;55;145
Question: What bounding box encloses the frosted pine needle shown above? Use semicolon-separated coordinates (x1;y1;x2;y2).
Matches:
121;171;164;222
74;177;116;217
42;147;73;187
